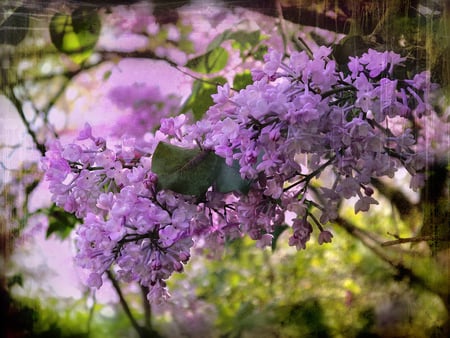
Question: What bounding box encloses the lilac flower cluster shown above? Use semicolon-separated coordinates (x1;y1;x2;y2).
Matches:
109;83;180;143
199;47;434;245
41;47;437;303
41;124;200;302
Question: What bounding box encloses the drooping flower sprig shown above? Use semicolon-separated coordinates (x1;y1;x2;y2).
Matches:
41;47;438;303
199;47;434;229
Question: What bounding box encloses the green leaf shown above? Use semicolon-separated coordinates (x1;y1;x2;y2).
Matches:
229;31;261;52
175;23;195;54
152;142;220;197
206;29;232;52
25;179;40;195
72;8;101;46
233;71;253;90
332;35;372;68
152;143;252;196
0;6;29;45
253;44;268;60
49;8;100;64
102;70;112;81
176;39;195;54
181;76;226;120
7;274;23;288
185;47;229;74
46;205;79;240
271;224;289;251
215;157;251;194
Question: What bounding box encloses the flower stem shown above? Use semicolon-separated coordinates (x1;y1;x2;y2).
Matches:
106;269;145;338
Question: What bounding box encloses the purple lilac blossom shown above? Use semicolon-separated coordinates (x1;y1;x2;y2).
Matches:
41;126;198;302
198;47;436;248
109;83;180;142
41;47;440;303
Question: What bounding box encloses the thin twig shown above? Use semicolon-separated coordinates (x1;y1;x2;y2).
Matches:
86;291;96;336
41;62;104;116
5;87;45;156
321;85;356;99
381;235;434;247
275;0;288;55
334;216;438;295
295;36;314;59
99;50;228;88
284;156;336;192
106;269;144;337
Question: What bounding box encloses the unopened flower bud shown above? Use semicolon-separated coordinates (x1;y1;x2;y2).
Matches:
318;230;333;245
364;186;374;196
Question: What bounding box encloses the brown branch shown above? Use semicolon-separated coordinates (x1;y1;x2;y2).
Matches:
222;0;350;34
371;178;417;219
281;5;350;34
140;285;152;329
57;1;352;36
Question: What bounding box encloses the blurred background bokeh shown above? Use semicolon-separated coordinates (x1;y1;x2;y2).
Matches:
1;1;449;337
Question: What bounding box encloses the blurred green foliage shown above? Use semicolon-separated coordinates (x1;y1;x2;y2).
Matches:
166;205;447;337
5;291;144;338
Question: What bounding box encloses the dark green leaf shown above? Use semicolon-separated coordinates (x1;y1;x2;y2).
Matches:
253;44;268;61
229;31;261;52
180;76;226;120
0;6;29;45
25;179;39;195
332;35;372;67
185;47;229;74
215;157;251;194
233;71;253;90
152;142;220;197
152;143;252;197
71;8;101;40
7;274;23;288
46;205;79;240
271;224;289;251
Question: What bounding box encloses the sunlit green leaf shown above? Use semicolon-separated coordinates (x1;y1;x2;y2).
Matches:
49;8;100;64
205;29;263;60
233;70;253;90
180;76;226;120
185;47;229;74
72;8;101;45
